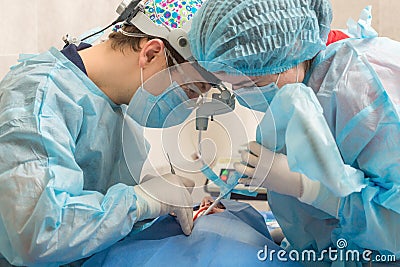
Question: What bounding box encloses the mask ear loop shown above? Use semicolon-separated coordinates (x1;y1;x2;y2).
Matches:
275;73;281;88
119;29;174;92
140;67;145;91
296;64;299;83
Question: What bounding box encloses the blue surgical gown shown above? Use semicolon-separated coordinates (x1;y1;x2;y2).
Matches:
0;48;148;266
260;37;400;265
83;200;301;267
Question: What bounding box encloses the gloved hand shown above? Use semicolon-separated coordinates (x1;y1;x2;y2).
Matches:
234;141;306;198
134;173;194;235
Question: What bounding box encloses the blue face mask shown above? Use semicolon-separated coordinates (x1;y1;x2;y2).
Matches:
234;82;280;112
233;73;282;112
128;81;193;128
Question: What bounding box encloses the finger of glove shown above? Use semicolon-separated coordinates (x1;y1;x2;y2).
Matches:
248;141;263;157
240;151;259;168
143;176;194;208
179;176;195;194
162;174;191;190
175;207;193;235
253;151;284;183
234;162;255;177
141;174;157;184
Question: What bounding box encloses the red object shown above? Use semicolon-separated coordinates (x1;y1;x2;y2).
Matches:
193;207;208;221
326;30;350;46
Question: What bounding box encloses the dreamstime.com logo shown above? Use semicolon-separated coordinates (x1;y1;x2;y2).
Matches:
257;238;397;263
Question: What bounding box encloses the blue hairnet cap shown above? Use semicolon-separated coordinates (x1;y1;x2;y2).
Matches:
188;0;333;76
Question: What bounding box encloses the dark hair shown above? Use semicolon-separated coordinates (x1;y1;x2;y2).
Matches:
108;24;185;67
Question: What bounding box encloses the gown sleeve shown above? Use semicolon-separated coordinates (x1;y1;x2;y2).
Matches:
0;55;141;266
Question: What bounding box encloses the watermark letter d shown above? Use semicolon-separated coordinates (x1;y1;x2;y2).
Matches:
258;245;268;261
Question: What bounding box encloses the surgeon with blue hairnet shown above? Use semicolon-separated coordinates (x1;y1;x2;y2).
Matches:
189;0;400;265
0;0;211;266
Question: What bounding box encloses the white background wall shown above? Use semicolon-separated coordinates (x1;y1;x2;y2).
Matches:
0;0;122;79
331;0;400;39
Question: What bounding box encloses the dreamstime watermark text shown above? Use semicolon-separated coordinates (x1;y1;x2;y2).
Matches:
257;238;396;263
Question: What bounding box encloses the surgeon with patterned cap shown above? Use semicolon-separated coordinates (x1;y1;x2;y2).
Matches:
189;0;400;265
0;0;206;266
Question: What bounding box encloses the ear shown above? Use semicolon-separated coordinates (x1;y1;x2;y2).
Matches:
138;39;165;68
